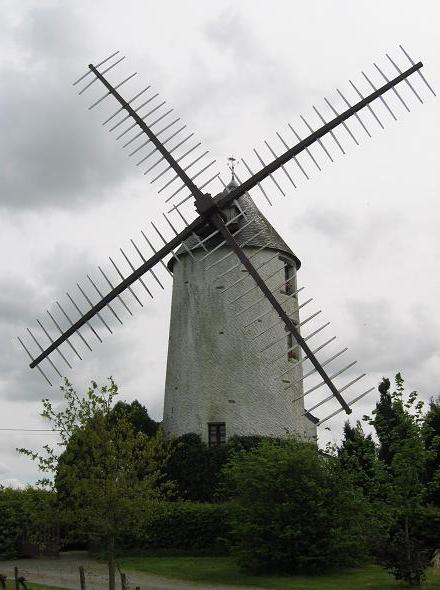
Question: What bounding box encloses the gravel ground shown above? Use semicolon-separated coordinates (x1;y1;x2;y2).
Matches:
0;552;262;590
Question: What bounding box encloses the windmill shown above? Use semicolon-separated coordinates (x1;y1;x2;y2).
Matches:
17;46;435;442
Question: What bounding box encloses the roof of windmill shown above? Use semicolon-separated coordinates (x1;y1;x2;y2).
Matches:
169;178;301;270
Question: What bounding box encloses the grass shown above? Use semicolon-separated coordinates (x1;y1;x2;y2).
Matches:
120;555;440;589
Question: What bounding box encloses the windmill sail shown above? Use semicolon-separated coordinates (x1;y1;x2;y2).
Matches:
19;45;434;421
219;46;434;211
74;51;223;215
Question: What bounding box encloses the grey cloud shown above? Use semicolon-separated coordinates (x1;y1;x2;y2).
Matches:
0;461;11;476
204;10;318;107
0;69;130;211
0;215;166;405
344;297;440;376
205;12;256;58
0;245;97;328
292;206;404;263
0;4;133;212
293;207;352;240
0;319;56;403
2;305;165;405
174;10;315;151
39;244;104;301
37;243;159;339
0;254;115;401
0;274;44;327
16;3;86;63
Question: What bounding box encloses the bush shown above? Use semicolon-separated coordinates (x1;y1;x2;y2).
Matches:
376;505;440;585
165;433;273;502
0;487;55;558
165;434;227;502
119;501;230;555
223;438;369;574
0;487;24;558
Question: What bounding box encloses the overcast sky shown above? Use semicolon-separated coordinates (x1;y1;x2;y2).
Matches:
1;0;439;487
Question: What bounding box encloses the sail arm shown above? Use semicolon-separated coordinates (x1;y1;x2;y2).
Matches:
217;61;423;210
29;216;202;368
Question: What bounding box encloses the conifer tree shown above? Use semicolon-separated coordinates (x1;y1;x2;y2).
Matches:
422;396;440;505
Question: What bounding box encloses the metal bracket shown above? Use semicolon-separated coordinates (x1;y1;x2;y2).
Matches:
194;192;219;217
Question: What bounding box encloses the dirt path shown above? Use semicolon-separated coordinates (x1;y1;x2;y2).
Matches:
0;552;264;590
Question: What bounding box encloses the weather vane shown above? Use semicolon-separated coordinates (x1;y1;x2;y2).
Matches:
227;156;237;182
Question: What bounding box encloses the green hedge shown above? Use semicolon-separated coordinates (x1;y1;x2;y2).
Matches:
0;487;55;558
120;501;230;555
0;487;24;558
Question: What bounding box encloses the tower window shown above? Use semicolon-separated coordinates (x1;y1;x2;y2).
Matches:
287;332;299;361
208;422;226;447
280;260;295;295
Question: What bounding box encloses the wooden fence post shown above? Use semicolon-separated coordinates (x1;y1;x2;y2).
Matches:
79;566;86;590
14;567;19;590
120;572;127;590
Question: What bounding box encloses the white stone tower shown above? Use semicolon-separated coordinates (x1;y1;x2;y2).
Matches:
163;180;317;445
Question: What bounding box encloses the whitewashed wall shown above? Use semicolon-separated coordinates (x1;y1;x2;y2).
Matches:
163;244;317;443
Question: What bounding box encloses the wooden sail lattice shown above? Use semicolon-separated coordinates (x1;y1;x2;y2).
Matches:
18;45;435;424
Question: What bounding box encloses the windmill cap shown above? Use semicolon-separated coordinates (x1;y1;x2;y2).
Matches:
168;179;301;271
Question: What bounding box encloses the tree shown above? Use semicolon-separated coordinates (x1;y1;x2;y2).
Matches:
369;374;420;467
55;398;161;502
164;433;228;502
337;420;392;554
222;438;368;574
165;433;211;502
338;421;380;493
18;378;171;590
164;434;269;503
422;396;440;505
109;400;159;438
364;374;433;586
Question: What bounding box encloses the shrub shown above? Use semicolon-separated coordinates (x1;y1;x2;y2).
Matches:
0;487;24;558
165;433;272;502
0;487;55;558
223;438;369;574
376;505;440;585
118;501;230;555
165;433;226;502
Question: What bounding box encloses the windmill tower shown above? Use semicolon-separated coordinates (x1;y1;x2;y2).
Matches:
17;47;435;437
163;178;317;444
